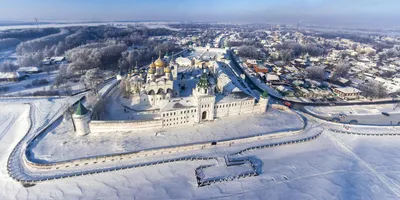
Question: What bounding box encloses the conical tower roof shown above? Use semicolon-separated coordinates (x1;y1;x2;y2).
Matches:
261;91;269;98
75;101;89;116
197;72;210;88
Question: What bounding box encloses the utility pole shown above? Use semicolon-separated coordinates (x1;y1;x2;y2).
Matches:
35;18;39;29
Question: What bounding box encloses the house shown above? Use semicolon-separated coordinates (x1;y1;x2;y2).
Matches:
246;59;257;65
332;77;352;87
42;57;66;65
276;85;295;97
17;66;41;74
266;74;280;83
253;65;269;73
333;87;362;100
0;72;27;82
295;87;312;98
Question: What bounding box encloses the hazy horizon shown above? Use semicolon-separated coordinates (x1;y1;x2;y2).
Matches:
1;0;400;28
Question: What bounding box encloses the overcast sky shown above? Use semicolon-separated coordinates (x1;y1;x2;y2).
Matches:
1;0;399;28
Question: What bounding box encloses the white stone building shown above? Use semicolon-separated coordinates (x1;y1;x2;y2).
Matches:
85;49;269;134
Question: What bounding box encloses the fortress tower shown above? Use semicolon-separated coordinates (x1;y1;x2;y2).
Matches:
72;101;91;136
258;91;269;113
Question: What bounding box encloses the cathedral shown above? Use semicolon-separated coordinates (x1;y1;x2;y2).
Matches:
112;49;269;130
124;51;179;106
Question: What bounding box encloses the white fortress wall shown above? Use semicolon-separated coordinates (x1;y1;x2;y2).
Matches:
89;119;163;133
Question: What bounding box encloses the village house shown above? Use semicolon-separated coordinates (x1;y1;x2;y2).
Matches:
0;72;27;82
333;87;362;100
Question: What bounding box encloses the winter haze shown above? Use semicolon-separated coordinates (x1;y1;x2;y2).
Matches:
0;0;399;28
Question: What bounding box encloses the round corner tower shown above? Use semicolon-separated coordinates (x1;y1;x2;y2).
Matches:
72;101;91;136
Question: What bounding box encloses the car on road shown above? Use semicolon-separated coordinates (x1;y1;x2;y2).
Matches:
327;97;336;101
284;101;292;108
349;120;358;125
382;112;390;116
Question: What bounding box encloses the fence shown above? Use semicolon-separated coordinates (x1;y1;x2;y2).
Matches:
9;100;317;184
329;128;400;136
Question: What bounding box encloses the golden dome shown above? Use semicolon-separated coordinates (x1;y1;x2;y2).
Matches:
164;66;171;73
148;67;155;74
149;62;156;68
149;57;156;68
154;57;165;68
154;51;166;68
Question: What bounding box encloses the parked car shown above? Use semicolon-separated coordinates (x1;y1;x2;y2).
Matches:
382;112;390;116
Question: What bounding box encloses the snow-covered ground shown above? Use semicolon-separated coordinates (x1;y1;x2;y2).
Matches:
3;95;400;199
0;47;17;64
305;104;400;126
29;109;303;162
307;104;400;116
0;71;85;96
199;162;254;182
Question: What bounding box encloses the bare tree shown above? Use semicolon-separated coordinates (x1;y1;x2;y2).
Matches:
331;61;351;80
81;68;104;93
0;61;19;72
358;81;387;99
305;66;326;81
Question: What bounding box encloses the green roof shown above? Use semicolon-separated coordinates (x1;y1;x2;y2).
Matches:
75;101;89;115
261;91;269;98
197;73;210;88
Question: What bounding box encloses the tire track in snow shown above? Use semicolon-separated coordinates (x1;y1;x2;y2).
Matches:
0;113;17;141
326;129;400;198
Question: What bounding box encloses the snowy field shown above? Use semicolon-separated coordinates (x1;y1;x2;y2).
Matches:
2;96;400;199
29;109;303;162
0;71;85;96
0;47;17;64
307;104;400;116
305;104;400;126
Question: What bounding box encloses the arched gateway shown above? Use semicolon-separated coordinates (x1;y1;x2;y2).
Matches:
202;111;207;120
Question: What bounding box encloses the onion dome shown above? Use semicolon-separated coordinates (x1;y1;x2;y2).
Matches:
154;51;166;68
148;67;155;74
134;61;140;73
164;66;171;73
149;57;156;69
